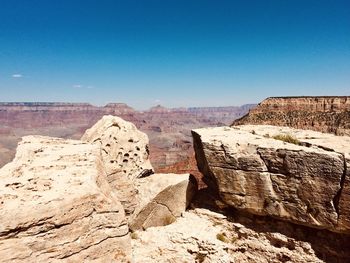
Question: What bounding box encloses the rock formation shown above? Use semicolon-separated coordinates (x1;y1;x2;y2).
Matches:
233;96;350;136
192;125;350;234
0;116;198;262
81;115;153;215
131;208;341;263
0;102;254;170
0;136;130;262
1;114;349;262
130;173;197;231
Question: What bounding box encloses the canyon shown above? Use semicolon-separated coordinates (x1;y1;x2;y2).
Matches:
1;115;349;262
1;96;350;262
0;102;254;171
233;96;350;136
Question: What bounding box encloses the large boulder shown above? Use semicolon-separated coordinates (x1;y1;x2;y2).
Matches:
0;136;130;262
130;173;197;231
81;115;153;181
82;115;154;215
192;125;350;234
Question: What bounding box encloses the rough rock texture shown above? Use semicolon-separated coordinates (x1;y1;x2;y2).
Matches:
131;208;328;263
82;115;154;215
130;173;197;231
192;125;350;234
81;115;153;181
233;96;350;136
0;136;130;262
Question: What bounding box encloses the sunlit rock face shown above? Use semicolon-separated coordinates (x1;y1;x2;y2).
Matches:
0;136;131;262
233;96;350;136
193;125;350;234
81;115;154;216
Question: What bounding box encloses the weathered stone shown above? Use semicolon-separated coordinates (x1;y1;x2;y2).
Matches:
192;125;350;233
81;115;153;181
0;136;130;262
233;96;350;136
131;208;330;263
82;115;154;215
130;173;197;231
338;156;350;232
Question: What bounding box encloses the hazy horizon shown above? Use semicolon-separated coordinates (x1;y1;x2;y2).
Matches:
0;0;349;109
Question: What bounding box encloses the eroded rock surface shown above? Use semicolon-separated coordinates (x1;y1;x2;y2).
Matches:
192;125;350;234
130;173;197;231
81;115;153;181
233;96;350;136
82;115;153;215
131;208;326;263
0;136;130;262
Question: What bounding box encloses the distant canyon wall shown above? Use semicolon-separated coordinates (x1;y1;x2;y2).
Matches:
0;102;255;169
233;96;350;135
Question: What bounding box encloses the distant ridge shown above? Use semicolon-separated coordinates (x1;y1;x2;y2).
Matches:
232;96;350;136
0;102;256;113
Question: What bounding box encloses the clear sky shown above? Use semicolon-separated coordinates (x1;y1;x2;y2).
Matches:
0;0;349;109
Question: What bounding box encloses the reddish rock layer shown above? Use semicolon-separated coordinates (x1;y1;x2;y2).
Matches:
233;96;350;135
0;102;254;170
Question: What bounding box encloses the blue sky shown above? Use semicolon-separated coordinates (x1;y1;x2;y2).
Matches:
0;0;349;109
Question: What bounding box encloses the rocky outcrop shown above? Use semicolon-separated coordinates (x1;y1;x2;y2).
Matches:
130;173;197;231
81;115;153;215
233;96;350;136
131;208;340;263
1;113;350;262
81;115;153;181
0;136;130;262
81;115;197;226
0;115;202;262
192;125;350;234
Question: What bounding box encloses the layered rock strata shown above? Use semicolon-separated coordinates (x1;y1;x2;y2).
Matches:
233;96;350;136
0;136;130;262
0;102;254;170
192;125;350;234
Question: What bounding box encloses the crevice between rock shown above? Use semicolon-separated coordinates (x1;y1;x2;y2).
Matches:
153;200;175;217
333;154;347;221
57;229;129;260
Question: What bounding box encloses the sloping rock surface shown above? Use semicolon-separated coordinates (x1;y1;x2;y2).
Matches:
131;208;325;263
130;173;197;231
0;136;130;262
192;125;350;234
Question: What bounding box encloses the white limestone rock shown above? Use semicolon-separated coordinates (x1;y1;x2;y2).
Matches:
82;115;154;215
0;136;130;262
192;125;350;233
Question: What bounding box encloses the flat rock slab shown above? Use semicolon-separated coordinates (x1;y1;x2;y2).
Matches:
192;125;350;234
0;136;130;262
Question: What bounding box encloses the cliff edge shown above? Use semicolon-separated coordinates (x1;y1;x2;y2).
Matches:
233;96;350;136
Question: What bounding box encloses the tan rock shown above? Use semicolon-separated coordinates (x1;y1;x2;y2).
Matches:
81;115;153;180
233;96;350;136
81;115;154;215
130;173;197;231
192;125;350;233
0;136;130;262
131;208;325;263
